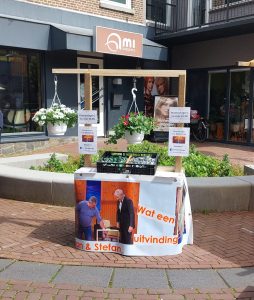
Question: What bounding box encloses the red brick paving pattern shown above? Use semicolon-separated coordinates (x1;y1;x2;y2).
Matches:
0;279;253;299
0;198;253;269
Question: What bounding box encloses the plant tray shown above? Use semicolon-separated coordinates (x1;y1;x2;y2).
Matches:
96;151;158;175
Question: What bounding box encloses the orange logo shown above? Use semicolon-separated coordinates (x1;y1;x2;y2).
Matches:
96;26;143;58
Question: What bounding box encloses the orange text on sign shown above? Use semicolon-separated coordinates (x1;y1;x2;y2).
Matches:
138;205;175;224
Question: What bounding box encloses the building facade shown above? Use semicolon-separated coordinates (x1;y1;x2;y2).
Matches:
0;0;167;143
151;0;254;145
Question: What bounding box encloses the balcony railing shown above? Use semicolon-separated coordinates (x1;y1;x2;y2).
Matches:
146;0;254;35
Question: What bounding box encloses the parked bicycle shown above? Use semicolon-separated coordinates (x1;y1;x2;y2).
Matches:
188;109;209;142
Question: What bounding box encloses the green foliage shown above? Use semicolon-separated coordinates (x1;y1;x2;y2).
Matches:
128;141;243;177
30;143;244;177
106;112;154;144
31;153;82;174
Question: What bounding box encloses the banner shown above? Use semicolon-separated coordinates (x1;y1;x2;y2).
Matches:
74;170;193;256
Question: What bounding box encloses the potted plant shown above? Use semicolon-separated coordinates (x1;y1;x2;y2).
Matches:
32;103;78;135
106;112;155;144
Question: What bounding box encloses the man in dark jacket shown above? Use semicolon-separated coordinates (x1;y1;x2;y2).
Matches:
114;189;135;244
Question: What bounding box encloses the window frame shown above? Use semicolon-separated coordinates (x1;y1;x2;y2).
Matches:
99;0;133;13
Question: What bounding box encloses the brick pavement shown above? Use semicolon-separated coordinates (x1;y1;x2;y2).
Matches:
0;198;253;269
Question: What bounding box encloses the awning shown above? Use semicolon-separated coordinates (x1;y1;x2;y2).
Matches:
51;24;167;61
0;16;167;61
0;17;50;50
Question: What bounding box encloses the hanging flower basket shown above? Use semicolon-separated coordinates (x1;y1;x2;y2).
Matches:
47;122;68;136
125;131;144;144
32;77;77;136
106;112;154;144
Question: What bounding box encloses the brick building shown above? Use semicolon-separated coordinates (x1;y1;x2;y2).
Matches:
0;0;167;142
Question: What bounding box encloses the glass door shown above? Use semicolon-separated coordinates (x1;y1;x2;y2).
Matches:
208;70;227;140
228;69;250;143
77;57;104;136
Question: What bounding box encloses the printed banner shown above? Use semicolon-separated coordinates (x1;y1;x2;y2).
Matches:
78;126;97;154
74;170;193;256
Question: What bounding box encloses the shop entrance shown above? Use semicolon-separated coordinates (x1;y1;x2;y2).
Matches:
208;68;252;143
77;57;104;136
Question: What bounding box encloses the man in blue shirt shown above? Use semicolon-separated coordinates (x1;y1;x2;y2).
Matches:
76;196;106;241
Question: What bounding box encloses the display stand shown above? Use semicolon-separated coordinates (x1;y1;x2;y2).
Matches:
52;69;186;172
52;68;192;256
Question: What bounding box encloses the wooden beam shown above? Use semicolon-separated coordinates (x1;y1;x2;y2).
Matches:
84;73;92;167
175;74;186;173
52;68;186;77
84;73;92;110
237;59;254;67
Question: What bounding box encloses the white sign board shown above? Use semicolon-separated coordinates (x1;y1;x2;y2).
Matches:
78;126;97;154
78;110;97;125
168;127;190;157
169;107;190;124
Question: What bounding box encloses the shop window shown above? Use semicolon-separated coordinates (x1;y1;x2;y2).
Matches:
0;49;42;134
228;70;250;143
208;71;227;140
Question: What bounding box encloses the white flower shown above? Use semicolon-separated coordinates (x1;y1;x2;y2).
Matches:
38;121;45;126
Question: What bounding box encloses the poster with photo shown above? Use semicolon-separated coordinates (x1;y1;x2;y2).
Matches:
78;126;97;154
154;96;178;132
74;170;193;256
144;77;170;117
168;127;190;157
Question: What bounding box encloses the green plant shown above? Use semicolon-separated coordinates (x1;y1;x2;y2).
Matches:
106;112;154;144
31;143;244;177
31;153;81;173
32;103;78;128
128;142;243;177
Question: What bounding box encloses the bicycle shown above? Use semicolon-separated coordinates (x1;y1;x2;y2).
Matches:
189;110;209;142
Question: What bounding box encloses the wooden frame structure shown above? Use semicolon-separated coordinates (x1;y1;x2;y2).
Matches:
52;68;186;172
237;59;254;67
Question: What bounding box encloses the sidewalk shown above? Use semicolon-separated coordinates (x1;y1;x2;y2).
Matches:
0;198;253;299
0;140;254;299
0;259;253;300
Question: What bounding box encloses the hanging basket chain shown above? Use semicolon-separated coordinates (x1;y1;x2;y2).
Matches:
51;76;62;107
128;77;140;114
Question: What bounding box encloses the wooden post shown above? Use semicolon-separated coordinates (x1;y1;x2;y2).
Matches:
84;73;92;167
175;74;186;173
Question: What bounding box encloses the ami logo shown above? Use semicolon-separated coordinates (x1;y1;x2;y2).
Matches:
105;32;136;52
96;26;143;58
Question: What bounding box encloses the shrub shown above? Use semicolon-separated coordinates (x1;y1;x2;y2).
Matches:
31;142;244;177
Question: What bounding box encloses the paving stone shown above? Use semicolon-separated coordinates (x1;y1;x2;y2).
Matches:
112;268;169;289
0;259;13;271
167;269;228;289
217;268;254;288
53;266;113;287
0;262;60;282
